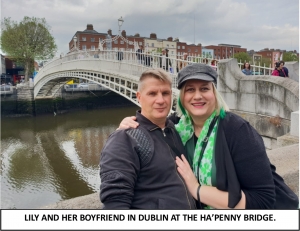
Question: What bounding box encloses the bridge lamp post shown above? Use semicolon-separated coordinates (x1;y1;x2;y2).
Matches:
73;35;77;50
118;16;125;51
118;16;124;35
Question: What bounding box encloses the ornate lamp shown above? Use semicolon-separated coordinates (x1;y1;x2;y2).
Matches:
73;35;77;49
118;16;124;34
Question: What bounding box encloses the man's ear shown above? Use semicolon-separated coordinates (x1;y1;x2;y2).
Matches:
136;91;141;104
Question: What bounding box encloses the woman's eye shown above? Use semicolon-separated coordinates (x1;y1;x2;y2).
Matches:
186;88;194;92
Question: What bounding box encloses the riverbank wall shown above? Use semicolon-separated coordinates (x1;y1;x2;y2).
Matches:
1;87;135;117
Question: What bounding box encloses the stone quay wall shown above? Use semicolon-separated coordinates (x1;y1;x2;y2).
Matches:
217;59;299;149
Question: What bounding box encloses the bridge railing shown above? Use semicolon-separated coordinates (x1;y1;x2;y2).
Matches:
36;49;274;88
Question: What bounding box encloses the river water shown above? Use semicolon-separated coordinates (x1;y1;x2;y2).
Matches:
1;106;139;209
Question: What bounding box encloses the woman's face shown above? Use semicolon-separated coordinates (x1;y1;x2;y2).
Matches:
280;63;284;69
245;63;250;69
182;79;216;120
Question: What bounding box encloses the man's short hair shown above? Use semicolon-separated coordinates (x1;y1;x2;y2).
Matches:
137;69;172;91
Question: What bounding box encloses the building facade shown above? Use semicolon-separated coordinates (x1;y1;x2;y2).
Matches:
256;48;282;68
202;48;214;58
205;44;247;59
176;40;201;57
69;24;144;52
69;25;202;58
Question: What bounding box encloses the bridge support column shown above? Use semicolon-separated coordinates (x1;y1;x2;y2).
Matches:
16;86;35;115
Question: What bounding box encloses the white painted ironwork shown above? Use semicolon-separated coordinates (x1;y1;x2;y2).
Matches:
34;49;275;107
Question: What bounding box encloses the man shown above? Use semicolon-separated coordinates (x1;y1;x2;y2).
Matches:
179;53;188;70
272;62;288;78
136;45;144;65
100;68;196;209
159;49;172;72
279;60;289;77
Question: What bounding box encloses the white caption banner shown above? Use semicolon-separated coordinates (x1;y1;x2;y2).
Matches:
1;210;299;230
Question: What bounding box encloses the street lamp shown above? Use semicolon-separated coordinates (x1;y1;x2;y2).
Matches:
73;35;77;50
118;16;124;35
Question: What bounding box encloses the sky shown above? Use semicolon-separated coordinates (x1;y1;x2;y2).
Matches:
1;0;299;56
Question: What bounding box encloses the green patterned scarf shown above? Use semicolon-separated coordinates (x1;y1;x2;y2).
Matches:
175;111;218;186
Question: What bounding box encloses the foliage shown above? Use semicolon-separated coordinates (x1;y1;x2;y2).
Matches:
282;52;299;62
233;52;251;63
260;57;272;67
0;16;57;81
156;48;162;53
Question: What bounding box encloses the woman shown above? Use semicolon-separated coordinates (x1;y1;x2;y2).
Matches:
119;64;277;209
242;62;252;75
272;62;287;77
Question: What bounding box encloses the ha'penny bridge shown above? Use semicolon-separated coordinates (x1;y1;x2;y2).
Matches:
34;49;299;209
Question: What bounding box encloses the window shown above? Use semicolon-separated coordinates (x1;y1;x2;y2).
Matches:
188;49;191;52
182;46;185;49
139;42;142;45
178;52;181;55
171;45;174;48
82;45;86;50
167;44;169;47
152;43;154;47
120;41;124;44
146;43;149;46
91;38;95;42
82;37;86;41
91;45;95;50
195;49;198;52
178;46;180;49
114;40;118;44
171;51;174;54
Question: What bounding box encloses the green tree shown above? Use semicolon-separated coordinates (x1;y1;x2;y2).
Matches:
260;57;272;67
282;52;299;62
1;16;57;82
233;52;251;63
156;48;162;53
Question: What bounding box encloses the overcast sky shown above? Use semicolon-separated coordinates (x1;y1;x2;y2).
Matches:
1;0;299;56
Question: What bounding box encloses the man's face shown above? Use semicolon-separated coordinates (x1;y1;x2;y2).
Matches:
137;77;172;125
162;50;166;55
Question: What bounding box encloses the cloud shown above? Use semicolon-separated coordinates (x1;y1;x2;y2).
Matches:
1;0;299;55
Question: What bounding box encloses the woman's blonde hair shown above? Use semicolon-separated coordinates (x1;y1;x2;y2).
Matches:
176;82;229;117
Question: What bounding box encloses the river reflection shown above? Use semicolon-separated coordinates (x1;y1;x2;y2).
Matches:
1;106;139;209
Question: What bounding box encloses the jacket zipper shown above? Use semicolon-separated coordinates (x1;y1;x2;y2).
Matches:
151;126;194;209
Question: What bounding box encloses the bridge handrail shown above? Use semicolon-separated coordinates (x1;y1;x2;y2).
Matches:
35;49;274;85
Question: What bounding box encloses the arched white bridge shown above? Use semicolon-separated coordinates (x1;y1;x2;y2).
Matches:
34;50;187;106
34;49;274;105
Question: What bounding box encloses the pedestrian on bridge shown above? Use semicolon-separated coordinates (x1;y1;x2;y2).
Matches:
159;49;172;72
136;45;144;65
241;62;253;75
272;62;288;77
179;53;188;70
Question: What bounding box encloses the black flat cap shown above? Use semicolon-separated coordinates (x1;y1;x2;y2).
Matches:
177;63;217;89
